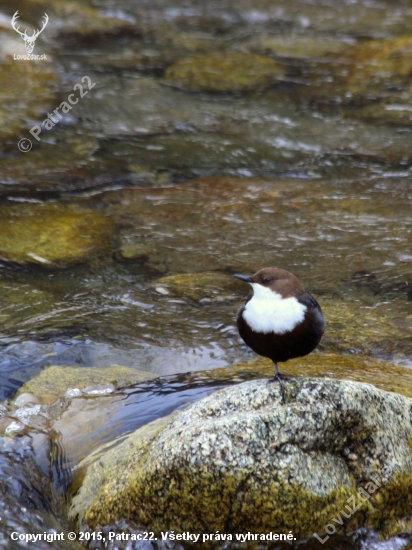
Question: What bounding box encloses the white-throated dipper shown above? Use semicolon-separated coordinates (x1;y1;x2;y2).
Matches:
234;268;326;385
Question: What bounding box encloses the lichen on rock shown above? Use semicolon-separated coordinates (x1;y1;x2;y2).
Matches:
71;378;412;542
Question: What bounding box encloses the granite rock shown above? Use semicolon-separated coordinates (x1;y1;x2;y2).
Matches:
71;378;412;541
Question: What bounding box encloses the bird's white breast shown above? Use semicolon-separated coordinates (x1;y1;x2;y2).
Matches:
243;283;307;335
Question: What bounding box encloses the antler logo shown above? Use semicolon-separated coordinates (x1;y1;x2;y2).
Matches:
11;11;49;54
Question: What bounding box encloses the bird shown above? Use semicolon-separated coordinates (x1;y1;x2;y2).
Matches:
233;267;326;386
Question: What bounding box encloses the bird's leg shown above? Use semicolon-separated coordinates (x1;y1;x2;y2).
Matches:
268;362;288;392
274;362;289;383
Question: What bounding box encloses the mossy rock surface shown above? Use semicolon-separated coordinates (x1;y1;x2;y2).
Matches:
311;36;412;102
0;56;57;140
0;280;55;329
343;98;412;126
213;352;412;399
250;36;347;59
341;37;412;94
0;131;109;191
321;298;412;358
117;240;152;262
0;203;114;267
154;272;239;301
165;52;283;92
72;378;412;541
17;364;156;404
22;0;135;39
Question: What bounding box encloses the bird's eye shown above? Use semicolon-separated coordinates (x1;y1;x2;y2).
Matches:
263;277;272;284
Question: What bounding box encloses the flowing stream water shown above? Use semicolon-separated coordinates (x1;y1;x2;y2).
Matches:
0;0;411;548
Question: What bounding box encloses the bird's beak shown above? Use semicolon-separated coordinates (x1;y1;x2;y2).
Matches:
233;274;252;283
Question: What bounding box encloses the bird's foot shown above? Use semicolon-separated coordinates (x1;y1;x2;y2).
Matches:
267;372;289;402
267;371;289;384
267;363;289;400
267;372;286;390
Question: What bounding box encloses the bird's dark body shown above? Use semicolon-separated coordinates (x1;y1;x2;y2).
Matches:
236;293;325;364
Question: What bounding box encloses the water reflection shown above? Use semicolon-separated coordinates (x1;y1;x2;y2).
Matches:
0;338;237;400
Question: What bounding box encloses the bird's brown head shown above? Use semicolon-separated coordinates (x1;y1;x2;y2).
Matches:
234;267;306;298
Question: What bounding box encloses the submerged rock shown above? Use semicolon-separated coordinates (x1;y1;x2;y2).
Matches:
0;280;56;332
321;298;412;359
308;36;412;105
0;55;57;140
0;130;111;192
154;272;239;301
0;203;114;267
343;97;412;127
340;37;412;97
165;52;283;92
117;240;152;262
72;378;412;541
23;0;136;43
249;36;348;59
17;364;156;404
